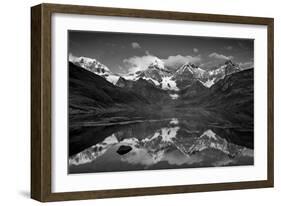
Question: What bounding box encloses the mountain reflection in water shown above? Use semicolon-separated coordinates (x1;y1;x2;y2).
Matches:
69;118;253;174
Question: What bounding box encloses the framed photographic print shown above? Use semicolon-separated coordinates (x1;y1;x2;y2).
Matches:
31;3;274;202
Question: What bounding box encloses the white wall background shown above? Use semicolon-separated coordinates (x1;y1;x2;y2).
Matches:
0;0;279;205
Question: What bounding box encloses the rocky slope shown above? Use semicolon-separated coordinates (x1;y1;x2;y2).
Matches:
69;62;149;115
71;56;120;85
69;62;173;116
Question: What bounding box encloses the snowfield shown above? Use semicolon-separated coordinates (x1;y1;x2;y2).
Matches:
105;74;120;85
161;77;179;91
200;78;216;88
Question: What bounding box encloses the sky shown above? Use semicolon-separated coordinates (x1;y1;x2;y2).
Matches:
68;30;254;74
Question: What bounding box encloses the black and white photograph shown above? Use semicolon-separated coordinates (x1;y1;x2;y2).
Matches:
68;30;254;174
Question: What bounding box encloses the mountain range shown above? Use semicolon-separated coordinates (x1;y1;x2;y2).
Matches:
69;56;253;123
70;56;242;91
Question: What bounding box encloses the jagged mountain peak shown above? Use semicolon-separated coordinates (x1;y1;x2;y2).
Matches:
224;59;239;66
215;60;240;70
70;56;121;85
210;60;242;78
77;56;95;63
224;60;241;72
224;59;233;64
181;62;198;68
172;63;208;90
175;63;206;78
147;58;166;71
70;55;247;94
200;60;242;88
71;56;111;74
128;59;173;89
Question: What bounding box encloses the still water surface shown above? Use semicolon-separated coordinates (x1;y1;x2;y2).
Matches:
68;114;253;174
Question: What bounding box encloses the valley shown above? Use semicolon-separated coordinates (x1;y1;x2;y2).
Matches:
68;56;254;173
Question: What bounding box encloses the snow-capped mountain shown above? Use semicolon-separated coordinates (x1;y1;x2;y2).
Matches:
209;60;241;76
122;61;241;91
121;59;179;91
172;61;242;89
70;56;243;93
172;63;208;90
174;63;207;80
71;56;110;74
204;60;241;87
137;61;171;82
70;56;120;85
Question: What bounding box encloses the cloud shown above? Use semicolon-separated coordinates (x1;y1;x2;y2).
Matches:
131;42;141;49
69;53;77;62
124;53;202;73
193;48;199;53
145;50;151;55
208;52;233;60
117;65;127;74
199;61;219;70
225;46;233;50
162;55;201;70
123;55;163;73
239;61;254;69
